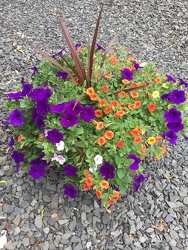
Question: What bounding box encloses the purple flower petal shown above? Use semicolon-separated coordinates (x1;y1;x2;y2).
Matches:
162;131;178;144
166;74;176;83
51;103;67;114
164;108;182;123
56;71;68;81
64;164;77;176
169;89;186;104
47;128;64;143
60;113;79;128
122;68;134;81
8;109;25;127
63;184;78;198
100;162;115;180
80;105;95;122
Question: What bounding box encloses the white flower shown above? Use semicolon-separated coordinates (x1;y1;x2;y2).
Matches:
89;164;98;173
56;141;64;151
51;155;66;165
94;154;103;165
44;129;50;137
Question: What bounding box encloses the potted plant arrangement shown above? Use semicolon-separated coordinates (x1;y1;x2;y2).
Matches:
4;6;188;208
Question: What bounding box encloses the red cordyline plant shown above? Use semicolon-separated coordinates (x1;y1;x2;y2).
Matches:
4;5;188;210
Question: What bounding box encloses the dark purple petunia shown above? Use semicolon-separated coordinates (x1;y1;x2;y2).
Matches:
167;121;184;133
100;162;115;180
127;154;141;170
56;71;69;81
96;43;105;51
51;102;67;114
66;100;83;116
11;150;25;164
131;173;150;192
178;78;188;88
31;108;45;130
47;128;64;143
52;48;65;58
31;66;38;76
8;109;25;126
166;74;176;83
29;87;44;101
60;113;79;128
63;184;79;198
9;137;14;149
36;100;50;116
64;164;77;176
162;131;178;144
22;83;33;96
169;89;186;104
8;91;23;100
133;62;141;71
122;68;134;81
29;158;48;179
38;88;53;101
2;120;9;129
160;93;170;100
164;107;182;123
75;43;81;50
80;105;95;122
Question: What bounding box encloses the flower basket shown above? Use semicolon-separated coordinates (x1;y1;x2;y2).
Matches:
4;6;188;208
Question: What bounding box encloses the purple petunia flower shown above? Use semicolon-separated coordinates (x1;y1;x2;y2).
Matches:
8;91;23;100
75;43;81;50
133;62;141;71
22;83;33;96
52;48;65;58
47;128;64;143
160;93;170;100
80;105;95;122
8;109;25;127
131;173;150;192
162;131;178;144
64;164;77;176
96;43;105;51
122;68;134;81
100;162;115;180
127;154;141;170
167;121;184;133
31;108;45;130
9;137;14;149
36;100;50;116
60;113;79;128
51;102;67;114
63;184;78;199
2;120;9;129
29;87;44;101
164;108;182;123
38;88;53;101
66;100;83;116
56;71;69;81
178;78;188;88
11;150;25;164
29;158;48;179
31;66;38;76
166;74;176;83
169;89;186;104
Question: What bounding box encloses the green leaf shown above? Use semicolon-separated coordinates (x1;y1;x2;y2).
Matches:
117;168;125;179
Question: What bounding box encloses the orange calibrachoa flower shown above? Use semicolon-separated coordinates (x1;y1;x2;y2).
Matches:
96;190;103;199
100;180;109;189
128;103;135;110
126;56;135;61
96;122;104;130
118;91;126;98
111;100;119;107
101;85;109;93
147;137;156;145
103;72;111;79
85;174;93;187
110;55;119;65
122;79;130;84
125;47;130;51
94;70;100;75
98;99;107;107
134;100;141;109
148;103;156;112
142;81;147;86
121;104;126;110
86;87;95;95
154;156;159;161
18;134;23;142
134;137;142;144
130;91;139;98
110;190;121;200
155;77;162;83
141;144;146;153
132;82;138;88
117;141;124;148
38;134;43;142
114;110;126;118
97;136;106;146
95;109;103;118
131;127;142;137
103;105;112;114
104;130;114;140
83;169;90;177
108;199;115;205
156;136;162;143
124;132;127;136
161;144;167;155
90;93;98;101
82;184;91;190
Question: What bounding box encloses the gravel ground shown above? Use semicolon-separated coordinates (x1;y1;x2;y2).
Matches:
0;0;188;249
